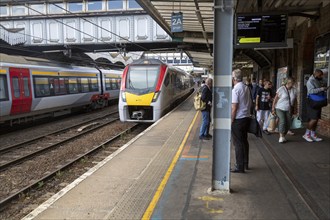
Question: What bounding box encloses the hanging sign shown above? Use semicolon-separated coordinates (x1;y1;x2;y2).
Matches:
171;12;183;33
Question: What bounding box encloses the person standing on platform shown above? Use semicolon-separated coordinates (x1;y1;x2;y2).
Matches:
251;78;258;103
200;80;205;88
255;80;273;135
199;78;213;140
303;69;328;142
245;78;253;90
231;69;252;173
272;78;296;143
253;79;263;102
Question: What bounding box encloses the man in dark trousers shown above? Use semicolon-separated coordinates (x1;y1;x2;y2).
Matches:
231;69;252;173
199;78;213;140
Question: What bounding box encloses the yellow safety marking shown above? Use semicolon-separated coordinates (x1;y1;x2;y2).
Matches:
198;196;224;214
239;37;261;43
59;72;97;77
126;92;155;106
181;155;208;159
142;111;199;220
32;71;58;76
0;69;6;74
199;196;223;201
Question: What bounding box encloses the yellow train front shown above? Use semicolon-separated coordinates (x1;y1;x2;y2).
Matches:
119;59;194;123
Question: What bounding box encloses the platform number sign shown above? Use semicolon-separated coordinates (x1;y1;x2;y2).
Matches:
171;12;183;33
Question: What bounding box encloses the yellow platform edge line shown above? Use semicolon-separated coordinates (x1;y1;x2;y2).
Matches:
141;111;199;220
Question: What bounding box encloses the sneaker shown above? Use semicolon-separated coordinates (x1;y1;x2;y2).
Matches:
263;130;270;135
311;134;322;142
199;136;211;140
205;134;213;138
302;134;313;142
279;137;286;143
287;130;295;136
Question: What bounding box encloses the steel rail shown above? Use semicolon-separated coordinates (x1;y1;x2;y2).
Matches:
0;117;119;172
0;111;118;154
0;123;140;210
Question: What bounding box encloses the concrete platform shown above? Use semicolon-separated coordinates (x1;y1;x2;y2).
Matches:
23;94;330;220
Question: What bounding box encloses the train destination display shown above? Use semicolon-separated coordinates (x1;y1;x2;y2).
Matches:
236;14;287;48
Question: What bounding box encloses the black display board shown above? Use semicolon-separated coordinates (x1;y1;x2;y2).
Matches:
235;13;287;48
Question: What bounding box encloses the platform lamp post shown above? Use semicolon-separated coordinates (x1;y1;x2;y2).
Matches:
212;0;234;193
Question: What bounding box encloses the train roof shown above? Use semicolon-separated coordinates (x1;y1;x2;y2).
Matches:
0;53;71;68
0;53;123;73
130;59;166;65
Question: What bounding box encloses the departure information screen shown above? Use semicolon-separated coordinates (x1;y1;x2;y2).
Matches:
236;14;287;48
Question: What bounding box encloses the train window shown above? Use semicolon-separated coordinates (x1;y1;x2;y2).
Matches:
117;79;121;89
23;77;30;97
90;78;99;91
0;75;8;101
34;77;50;97
105;78;111;90
111;79;118;90
81;78;90;92
12;77;20;98
68;78;79;94
126;66;159;90
54;78;66;95
164;73;170;87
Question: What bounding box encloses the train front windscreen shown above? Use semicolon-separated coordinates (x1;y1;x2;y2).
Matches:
126;66;160;94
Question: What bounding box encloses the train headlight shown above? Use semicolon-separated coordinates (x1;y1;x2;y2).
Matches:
121;92;126;102
152;91;160;102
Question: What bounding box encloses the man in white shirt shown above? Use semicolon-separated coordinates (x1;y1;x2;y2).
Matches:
231;69;253;173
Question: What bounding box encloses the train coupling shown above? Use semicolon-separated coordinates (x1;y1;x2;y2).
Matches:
131;110;145;120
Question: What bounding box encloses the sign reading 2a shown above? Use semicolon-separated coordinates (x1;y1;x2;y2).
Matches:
171;12;183;33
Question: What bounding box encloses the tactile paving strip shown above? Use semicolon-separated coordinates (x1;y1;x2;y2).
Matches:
106;97;196;219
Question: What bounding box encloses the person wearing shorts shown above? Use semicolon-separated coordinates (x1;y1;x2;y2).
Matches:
303;69;328;142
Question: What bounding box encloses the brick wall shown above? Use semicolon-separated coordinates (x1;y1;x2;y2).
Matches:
318;105;330;137
294;3;330;137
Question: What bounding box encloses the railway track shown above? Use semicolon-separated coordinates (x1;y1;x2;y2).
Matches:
0;110;119;154
0;105;118;136
0;111;119;173
0;123;142;210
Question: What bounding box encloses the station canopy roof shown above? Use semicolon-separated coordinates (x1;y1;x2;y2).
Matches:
136;0;328;70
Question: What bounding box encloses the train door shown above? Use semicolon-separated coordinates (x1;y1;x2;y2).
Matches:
9;67;32;115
